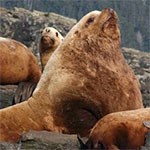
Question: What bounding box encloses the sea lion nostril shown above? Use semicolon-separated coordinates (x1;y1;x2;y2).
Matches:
109;8;115;16
104;8;114;14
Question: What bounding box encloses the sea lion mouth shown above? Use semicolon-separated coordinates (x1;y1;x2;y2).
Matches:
104;8;118;24
100;8;120;39
41;36;55;48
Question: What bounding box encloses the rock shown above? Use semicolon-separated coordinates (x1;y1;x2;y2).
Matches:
122;48;150;107
0;142;19;150
21;131;79;150
0;131;80;150
141;132;150;150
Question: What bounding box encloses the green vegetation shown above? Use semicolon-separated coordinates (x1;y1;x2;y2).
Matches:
0;0;149;52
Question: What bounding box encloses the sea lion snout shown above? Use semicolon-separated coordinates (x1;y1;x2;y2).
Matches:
105;8;114;14
99;8;120;40
103;8;118;21
41;35;55;47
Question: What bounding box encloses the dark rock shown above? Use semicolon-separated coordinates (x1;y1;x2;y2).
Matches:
141;131;150;150
0;131;80;150
21;130;79;150
0;142;19;150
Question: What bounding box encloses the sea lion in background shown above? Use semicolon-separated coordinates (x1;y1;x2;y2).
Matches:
0;37;41;104
39;27;64;71
85;108;150;150
0;8;143;142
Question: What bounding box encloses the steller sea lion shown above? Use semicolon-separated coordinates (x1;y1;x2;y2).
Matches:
39;27;64;71
0;37;41;84
0;37;41;104
85;108;150;150
13;27;63;103
0;8;143;142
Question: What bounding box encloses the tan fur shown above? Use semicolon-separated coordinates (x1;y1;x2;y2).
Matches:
39;27;63;71
87;108;150;149
0;37;41;84
0;8;143;142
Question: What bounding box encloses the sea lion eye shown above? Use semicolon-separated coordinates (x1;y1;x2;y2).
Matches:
86;17;95;25
56;32;59;37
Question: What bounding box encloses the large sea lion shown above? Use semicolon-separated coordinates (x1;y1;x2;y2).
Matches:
39;27;64;71
85;108;150;150
0;8;143;142
0;37;41;103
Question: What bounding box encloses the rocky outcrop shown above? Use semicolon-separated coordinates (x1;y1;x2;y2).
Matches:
0;131;80;150
122;47;150;107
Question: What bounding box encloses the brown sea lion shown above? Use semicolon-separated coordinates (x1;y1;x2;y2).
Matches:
39;27;64;71
0;37;41;84
0;37;41;103
86;108;150;150
0;8;143;142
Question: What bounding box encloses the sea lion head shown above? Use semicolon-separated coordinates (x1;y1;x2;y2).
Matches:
40;27;63;51
68;8;120;46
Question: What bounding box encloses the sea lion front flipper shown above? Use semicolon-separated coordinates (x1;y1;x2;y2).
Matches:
12;82;37;104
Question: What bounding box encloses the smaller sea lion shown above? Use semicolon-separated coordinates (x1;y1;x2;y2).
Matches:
39;27;64;71
0;37;41;104
86;108;150;150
